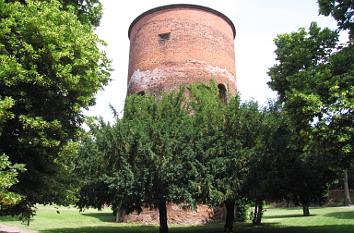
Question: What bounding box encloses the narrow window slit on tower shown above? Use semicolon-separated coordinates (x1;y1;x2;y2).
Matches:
159;32;170;41
218;84;227;103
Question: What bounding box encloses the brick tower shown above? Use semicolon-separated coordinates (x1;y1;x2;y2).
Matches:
122;4;236;224
127;4;236;96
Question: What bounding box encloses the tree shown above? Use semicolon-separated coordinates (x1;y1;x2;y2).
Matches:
76;83;249;233
187;83;263;231
187;83;235;232
242;104;273;224
124;91;202;233
76;90;201;233
268;22;338;102
281;129;335;216
240;102;302;223
268;22;353;207
0;0;110;217
75;117;144;221
318;0;354;207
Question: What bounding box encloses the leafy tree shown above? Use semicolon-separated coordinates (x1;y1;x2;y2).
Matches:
268;22;338;102
75;117;142;221
188;83;256;231
268;22;353;207
317;0;354;206
0;0;110;217
186;83;234;231
242;103;277;224
240;102;307;223
225;99;268;226
124;91;201;233
76;90;201;233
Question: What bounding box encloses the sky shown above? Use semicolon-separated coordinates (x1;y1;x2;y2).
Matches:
85;0;339;122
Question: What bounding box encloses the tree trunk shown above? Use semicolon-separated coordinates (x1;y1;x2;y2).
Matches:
344;169;352;206
251;201;264;225
254;202;263;225
302;203;310;216
158;201;168;233
224;199;235;233
252;203;258;225
115;208;125;222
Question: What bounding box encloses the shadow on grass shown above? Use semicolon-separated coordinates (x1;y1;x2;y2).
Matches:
0;215;22;222
263;214;316;219
81;212;115;222
40;225;159;233
325;210;354;219
37;223;277;233
243;223;354;233
39;223;354;233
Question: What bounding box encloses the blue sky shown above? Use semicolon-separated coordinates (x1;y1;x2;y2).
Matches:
86;0;340;122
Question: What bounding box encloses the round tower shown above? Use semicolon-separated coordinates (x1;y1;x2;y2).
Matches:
127;4;236;95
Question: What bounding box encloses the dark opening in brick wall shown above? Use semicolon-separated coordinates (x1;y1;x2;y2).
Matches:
218;84;227;103
159;32;170;42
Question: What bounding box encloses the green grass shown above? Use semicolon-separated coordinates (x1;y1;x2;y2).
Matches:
1;205;354;233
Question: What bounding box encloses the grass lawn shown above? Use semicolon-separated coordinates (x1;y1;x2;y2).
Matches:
1;205;354;233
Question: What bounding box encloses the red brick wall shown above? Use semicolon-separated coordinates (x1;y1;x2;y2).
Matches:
128;6;236;95
122;204;225;224
328;189;354;204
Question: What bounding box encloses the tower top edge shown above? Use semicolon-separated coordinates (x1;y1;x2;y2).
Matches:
128;4;236;39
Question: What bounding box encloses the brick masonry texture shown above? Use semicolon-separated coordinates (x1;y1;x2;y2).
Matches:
122;204;225;224
127;5;236;95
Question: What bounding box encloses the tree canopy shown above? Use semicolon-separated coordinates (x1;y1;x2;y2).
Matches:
0;0;110;217
75;83;302;231
268;21;353;166
268;19;353;206
76;89;204;233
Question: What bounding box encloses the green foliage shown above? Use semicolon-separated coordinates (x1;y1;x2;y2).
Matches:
186;82;228;206
75;117;141;213
242;103;281;202
268;22;353;166
60;0;103;26
75;82;303;229
6;0;103;27
268;19;353;212
268;22;338;102
0;92;25;208
234;198;249;222
0;154;25;206
187;82;252;209
75;88;203;233
122;90;202;209
0;0;110;216
318;0;354;39
0;97;14;125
